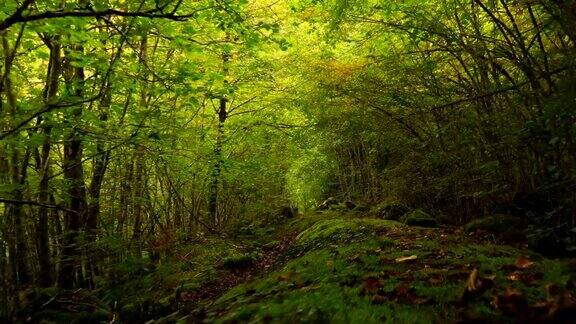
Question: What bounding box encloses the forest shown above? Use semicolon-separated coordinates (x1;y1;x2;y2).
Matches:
0;0;575;322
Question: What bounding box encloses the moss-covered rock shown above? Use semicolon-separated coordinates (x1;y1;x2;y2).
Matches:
376;204;410;221
401;209;438;228
345;201;357;210
527;229;565;257
223;254;255;270
317;197;339;210
280;206;297;219
294;218;400;252
464;215;528;234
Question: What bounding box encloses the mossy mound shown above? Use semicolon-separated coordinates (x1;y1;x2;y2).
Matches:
401;209;438;228
465;214;528;233
293;218;401;253
205;218;575;324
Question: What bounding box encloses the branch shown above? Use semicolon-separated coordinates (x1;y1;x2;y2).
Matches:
0;4;214;32
432;66;568;111
0;95;102;140
228;95;258;114
0;198;76;213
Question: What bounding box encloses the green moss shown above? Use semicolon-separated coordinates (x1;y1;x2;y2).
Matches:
223;253;255;269
33;214;571;324
207;216;574;324
294;218;400;252
401;209;438;227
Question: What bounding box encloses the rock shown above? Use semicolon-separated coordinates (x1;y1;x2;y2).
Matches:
376;204;410;221
528;230;565;257
464;214;528;234
318;197;338;210
280;206;297;219
223;254;254;270
401;209;438;228
345;201;356;210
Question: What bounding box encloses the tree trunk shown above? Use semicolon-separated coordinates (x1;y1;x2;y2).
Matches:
84;87;111;288
2;32;31;286
132;35;149;256
208;46;231;226
35;36;61;287
58;44;87;289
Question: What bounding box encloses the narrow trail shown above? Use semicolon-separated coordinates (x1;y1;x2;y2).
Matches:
179;233;297;318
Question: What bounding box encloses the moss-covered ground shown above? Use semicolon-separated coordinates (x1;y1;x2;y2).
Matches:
21;212;576;323
197;214;575;323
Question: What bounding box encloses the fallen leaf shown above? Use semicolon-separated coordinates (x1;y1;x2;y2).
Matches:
485;274;497;281
515;256;534;269
466;268;480;292
347;254;362;263
507;271;522;281
361;277;382;295
522;271;543;286
492;287;530;321
278;272;292;282
461;268;495;303
390;284;430;305
545;284;576;320
395;255;418;263
326;260;334;268
429;275;444;285
371;294;386;305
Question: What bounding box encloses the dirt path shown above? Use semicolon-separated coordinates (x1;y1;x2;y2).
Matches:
178;233;296;318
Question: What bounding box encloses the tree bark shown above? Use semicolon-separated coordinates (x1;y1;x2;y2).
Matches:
2;31;31;286
132;35;149;256
36;36;61;287
208;44;231;226
58;43;88;289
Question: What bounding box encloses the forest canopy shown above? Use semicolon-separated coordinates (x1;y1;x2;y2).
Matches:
1;0;575;322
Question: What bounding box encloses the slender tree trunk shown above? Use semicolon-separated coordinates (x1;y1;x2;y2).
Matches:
85;85;111;288
117;160;133;234
208;45;231;226
2;32;30;286
132;35;149;256
35;36;61;287
208;99;227;226
58;44;87;289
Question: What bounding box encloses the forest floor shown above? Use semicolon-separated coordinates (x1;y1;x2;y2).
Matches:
25;212;576;323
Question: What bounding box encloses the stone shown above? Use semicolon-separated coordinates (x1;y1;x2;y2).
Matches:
345;201;356;210
401;209;438;228
377;204;410;221
280;206;297;218
527;230;565;257
318;197;338;210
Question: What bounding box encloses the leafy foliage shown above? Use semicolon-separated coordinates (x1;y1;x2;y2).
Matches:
0;0;575;321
